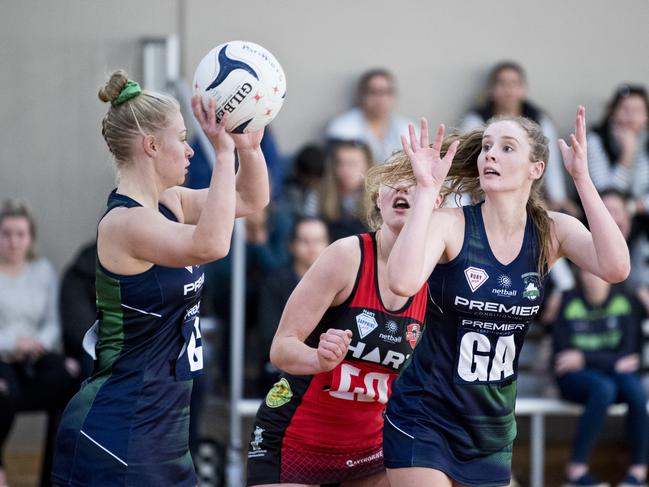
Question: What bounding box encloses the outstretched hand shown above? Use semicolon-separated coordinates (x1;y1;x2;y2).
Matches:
400;118;459;189
191;95;235;153
558;106;589;182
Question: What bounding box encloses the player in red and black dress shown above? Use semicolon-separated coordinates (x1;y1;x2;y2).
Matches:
246;155;430;487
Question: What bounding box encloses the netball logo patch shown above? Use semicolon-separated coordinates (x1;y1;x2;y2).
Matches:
406;323;421;349
521;272;541;301
265;378;292;408
464;266;489;292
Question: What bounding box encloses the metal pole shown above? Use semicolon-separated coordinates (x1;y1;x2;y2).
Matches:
227;217;246;487
530;413;545;487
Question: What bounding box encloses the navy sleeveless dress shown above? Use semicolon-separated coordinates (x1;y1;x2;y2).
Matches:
384;203;545;487
52;191;204;487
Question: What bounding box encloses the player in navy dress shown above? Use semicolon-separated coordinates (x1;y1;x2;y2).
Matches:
246;156;431;487
52;70;269;486
383;108;630;487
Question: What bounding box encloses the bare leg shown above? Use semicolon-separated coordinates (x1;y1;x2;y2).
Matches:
342;471;390;487
249;484;317;487
387;467;469;487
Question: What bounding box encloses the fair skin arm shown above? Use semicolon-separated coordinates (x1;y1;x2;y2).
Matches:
269;237;359;375
162;102;270;223
100;99;237;268
552;106;630;283
387;119;460;296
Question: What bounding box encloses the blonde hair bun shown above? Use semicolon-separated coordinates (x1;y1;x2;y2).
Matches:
98;69;129;104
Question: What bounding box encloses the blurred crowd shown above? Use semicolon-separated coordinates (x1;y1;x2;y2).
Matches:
1;61;649;486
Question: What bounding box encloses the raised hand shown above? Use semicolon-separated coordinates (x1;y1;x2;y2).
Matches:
400;118;459;189
191;95;235;153
316;328;352;372
231;127;265;152
558;106;589;182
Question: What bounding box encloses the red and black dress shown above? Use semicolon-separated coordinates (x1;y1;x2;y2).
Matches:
246;233;427;485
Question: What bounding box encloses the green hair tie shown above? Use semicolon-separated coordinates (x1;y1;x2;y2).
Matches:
112;80;142;107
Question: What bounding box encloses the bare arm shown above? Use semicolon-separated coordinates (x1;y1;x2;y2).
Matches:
164;129;270;224
269;237;359;375
387;119;459;296
101;98;237;268
553;106;630;282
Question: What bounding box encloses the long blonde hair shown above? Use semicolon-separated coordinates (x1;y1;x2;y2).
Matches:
444;117;552;276
364;151;415;230
365;118;553;275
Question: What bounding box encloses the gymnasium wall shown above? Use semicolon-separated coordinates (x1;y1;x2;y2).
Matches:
2;0;647;269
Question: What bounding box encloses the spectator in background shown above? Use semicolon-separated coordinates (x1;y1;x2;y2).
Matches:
588;84;649;241
283;144;326;218
320;140;372;241
257;216;329;392
461;61;577;215
207;203;292;396
188;126;284;199
0;199;80;487
552;265;648;487
599;188;649;309
59;242;96;379
326;68;411;163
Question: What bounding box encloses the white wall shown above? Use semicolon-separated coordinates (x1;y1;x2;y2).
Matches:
2;0;647;268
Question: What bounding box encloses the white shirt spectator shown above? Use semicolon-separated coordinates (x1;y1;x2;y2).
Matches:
587;131;649;210
0;257;61;358
326;108;411;164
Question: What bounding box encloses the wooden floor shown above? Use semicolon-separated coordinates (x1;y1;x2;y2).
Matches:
5;451;41;487
5;444;635;487
4;409;636;487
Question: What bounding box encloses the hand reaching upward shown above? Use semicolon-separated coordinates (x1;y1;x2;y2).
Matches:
191;95;235;153
558;106;589;183
400;118;459;189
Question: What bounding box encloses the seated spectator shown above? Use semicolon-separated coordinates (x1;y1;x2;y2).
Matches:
588;84;649;242
283;144;326;218
59;242;96;379
326;68;411;163
461;61;576;215
599;188;649;311
257;216;329;391
0;199;80;487
207;202;292;397
552;266;648;487
320;141;372;241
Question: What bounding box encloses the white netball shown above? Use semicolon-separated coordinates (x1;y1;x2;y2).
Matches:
193;40;286;133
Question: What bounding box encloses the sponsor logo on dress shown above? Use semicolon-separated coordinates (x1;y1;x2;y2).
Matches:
265;378;293;408
521;272;541;301
346;449;384;468
406;323;422;349
464;266;489;292
356;310;379;338
247;426;267;458
379;320;402;344
492;274;517;298
183;273;205;296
